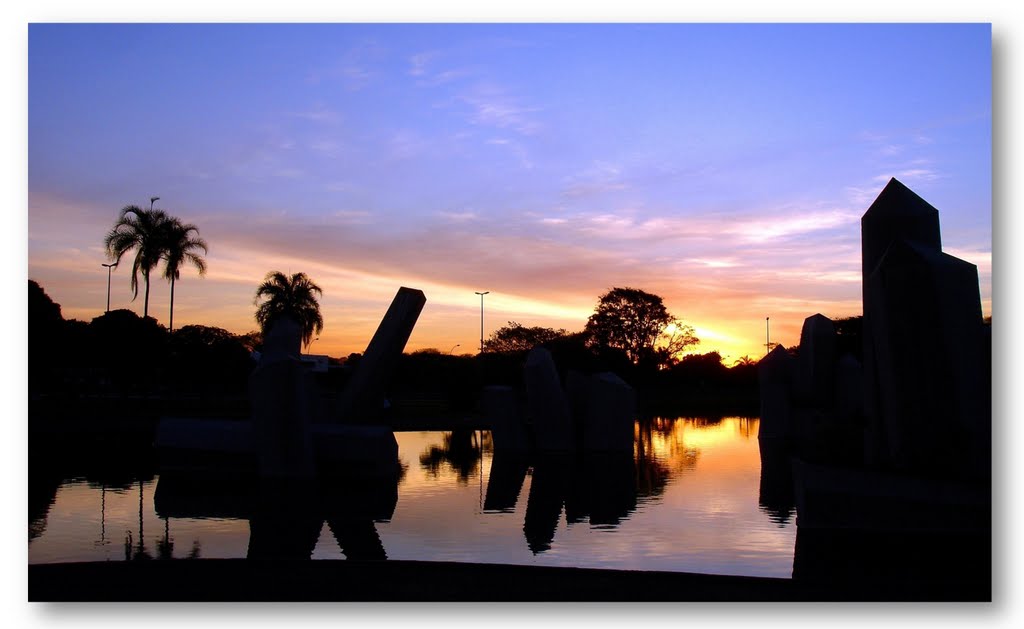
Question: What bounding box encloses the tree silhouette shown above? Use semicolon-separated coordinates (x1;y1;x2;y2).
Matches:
160;218;208;333
29;280;65;393
234;330;264;353
253;271;324;349
733;355;757;367
485;321;569;354
104;205;172;318
584;287;698;368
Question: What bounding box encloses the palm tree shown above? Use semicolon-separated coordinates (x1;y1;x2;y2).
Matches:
733;355;758;368
254;271;324;349
103;205;172;318
161;218;208;332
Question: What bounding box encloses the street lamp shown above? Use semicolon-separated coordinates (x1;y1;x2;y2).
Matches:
102;263;117;313
449;343;460;355
150;196;160;211
474;291;489;354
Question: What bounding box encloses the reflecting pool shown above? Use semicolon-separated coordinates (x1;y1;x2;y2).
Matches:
29;416;798;578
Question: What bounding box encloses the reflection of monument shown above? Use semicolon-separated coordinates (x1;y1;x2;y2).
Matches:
484;452;529;512
154;469;399;561
757;439;794;526
247;481;322;560
565;453;636;527
514;451;640;553
523;454;571;554
477;347;644;553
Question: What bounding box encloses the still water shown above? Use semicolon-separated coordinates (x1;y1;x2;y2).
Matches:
29;417;798;578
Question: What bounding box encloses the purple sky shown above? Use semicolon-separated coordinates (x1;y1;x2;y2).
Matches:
27;22;991;361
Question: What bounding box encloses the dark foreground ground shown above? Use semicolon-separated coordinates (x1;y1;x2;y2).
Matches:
29;559;989;602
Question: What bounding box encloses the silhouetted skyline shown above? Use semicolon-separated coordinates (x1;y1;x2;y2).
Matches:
27;23;991;361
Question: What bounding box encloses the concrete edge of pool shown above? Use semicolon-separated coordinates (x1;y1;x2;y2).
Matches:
28;559;990;602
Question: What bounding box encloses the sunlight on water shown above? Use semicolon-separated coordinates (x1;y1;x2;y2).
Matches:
29;417;797;577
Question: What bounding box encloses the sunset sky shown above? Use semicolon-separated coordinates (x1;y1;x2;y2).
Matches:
27;23;992;362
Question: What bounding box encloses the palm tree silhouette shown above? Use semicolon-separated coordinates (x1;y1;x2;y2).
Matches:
104;205;172;318
733;355;758;367
254;271;324;350
161;218;208;332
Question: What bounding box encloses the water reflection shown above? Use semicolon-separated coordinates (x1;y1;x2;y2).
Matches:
29;437;157;546
31;416;802;578
154;472;400;561
247;481;322;560
523;454;572;554
634;419;678;499
28;470;61;542
758;439;796;526
479;417;753;554
568;454;636;527
484;452;529;513
419;428;487;484
125;479;154;561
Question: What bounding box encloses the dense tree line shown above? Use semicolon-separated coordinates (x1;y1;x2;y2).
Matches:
30;274;764;417
29;280;256;398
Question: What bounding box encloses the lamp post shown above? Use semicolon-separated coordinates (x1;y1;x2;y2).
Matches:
449;343;460;355
150;196;160;211
475;291;489;354
765;316;770;356
102;263;117;313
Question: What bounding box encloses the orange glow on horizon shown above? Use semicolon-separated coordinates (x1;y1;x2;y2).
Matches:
34;213;989;364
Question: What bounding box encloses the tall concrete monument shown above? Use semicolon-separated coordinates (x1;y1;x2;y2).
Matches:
861;178;989;478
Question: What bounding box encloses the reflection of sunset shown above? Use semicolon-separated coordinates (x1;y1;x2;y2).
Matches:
399;431;485;492
638;417;759;475
30;417;798;577
29;479;252;563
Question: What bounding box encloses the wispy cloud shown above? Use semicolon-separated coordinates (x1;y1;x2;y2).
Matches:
332;209;372;223
727;208;860;243
408;51;438;76
408;50;475;87
872;168;942;184
437;210;478;223
309;139;342;157
273;168;305;179
688;257;741;269
843;165;944;211
290;102;342;125
460;84;541;135
308;40;385;91
388;130;427;160
487;137;533;169
844;185;882;208
562;161;628;199
325;181;353;192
